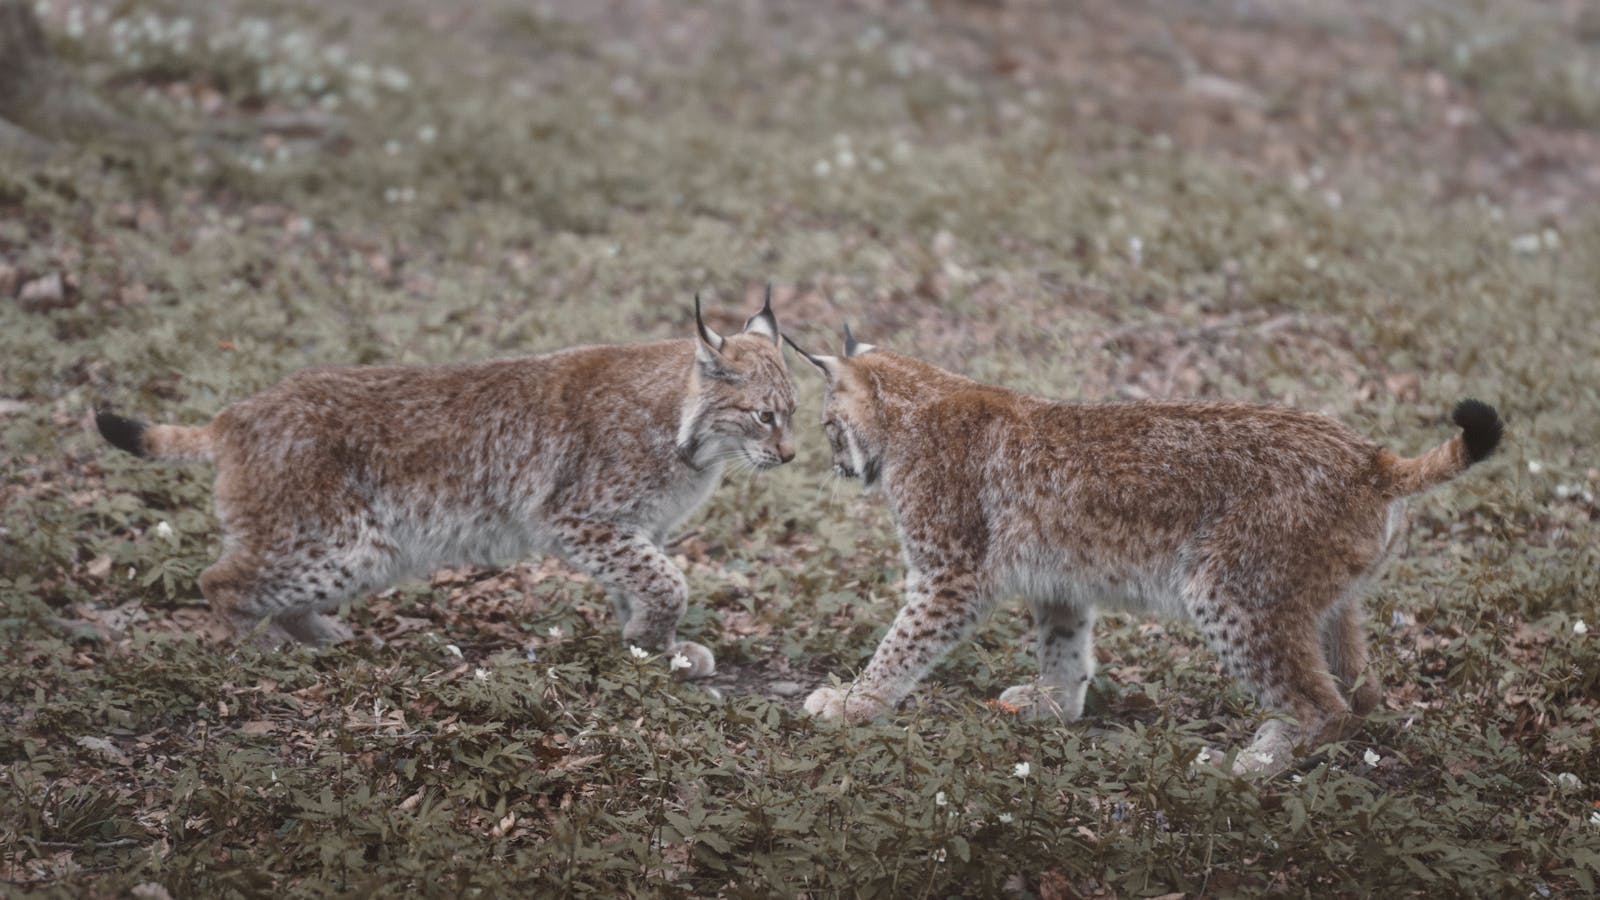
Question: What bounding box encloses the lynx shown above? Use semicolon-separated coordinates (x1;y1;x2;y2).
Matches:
786;328;1501;771
94;294;797;678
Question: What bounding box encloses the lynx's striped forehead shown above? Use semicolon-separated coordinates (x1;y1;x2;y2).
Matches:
711;333;796;408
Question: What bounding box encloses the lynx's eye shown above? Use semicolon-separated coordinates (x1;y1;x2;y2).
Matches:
753;410;775;426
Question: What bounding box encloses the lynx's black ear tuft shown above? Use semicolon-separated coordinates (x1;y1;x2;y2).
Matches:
782;333;838;379
693;293;725;354
842;323;876;358
742;283;779;344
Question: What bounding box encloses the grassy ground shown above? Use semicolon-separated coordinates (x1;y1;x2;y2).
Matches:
3;0;1599;895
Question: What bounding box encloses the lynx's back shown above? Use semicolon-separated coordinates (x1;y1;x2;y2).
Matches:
208;344;702;561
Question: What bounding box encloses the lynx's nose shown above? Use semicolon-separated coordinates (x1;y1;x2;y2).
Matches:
777;440;795;464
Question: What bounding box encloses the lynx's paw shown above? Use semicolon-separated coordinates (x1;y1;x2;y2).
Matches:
667;640;716;680
284;611;356;647
997;683;1068;721
1231;719;1297;776
803;685;885;723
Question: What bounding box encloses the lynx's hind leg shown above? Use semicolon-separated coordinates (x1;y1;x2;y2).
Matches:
555;518;714;679
1188;579;1351;774
1000;602;1095;720
1319;506;1404;717
1322;599;1381;716
201;540;385;647
201;552;298;647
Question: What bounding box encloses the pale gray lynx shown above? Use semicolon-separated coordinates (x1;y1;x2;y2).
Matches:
787;328;1502;772
95;294;797;677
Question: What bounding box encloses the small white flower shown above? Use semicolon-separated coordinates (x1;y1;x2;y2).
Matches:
669;653;691;672
931;848;946;863
934;791;948;807
813;159;832;177
1556;772;1581;791
1363;748;1382;767
1528;460;1544;475
1193;747;1213;766
629;645;649;660
444;644;463;658
1291;774;1303;784
547;625;564;639
997;812;1014;824
153;520;174;539
417;124;438;144
1575;620;1589;636
1013;761;1030;778
1511;233;1542;255
1589;810;1600;826
474;667;490;682
1127;236;1143;267
1541;228;1561;251
1246;750;1275;768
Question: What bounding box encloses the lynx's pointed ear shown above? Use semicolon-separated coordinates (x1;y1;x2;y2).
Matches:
842;322;876;358
782;333;839;380
693;293;727;369
742;283;780;345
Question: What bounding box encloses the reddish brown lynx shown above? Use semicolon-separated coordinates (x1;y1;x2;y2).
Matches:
786;328;1501;771
95;294;797;677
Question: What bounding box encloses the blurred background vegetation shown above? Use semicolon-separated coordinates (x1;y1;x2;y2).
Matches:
2;0;1598;895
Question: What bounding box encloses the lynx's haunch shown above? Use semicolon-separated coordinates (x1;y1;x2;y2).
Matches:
96;293;798;678
788;330;1502;772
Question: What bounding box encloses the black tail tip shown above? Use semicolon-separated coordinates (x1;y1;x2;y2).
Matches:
95;410;147;457
1452;399;1503;464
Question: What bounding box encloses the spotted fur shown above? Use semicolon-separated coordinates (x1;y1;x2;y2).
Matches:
788;333;1501;771
96;295;797;677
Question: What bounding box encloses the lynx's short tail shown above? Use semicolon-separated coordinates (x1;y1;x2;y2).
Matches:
95;411;215;462
1381;399;1503;496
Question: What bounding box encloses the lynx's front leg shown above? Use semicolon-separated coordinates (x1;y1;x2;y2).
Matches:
805;569;982;723
554;519;715;679
1000;602;1095;720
